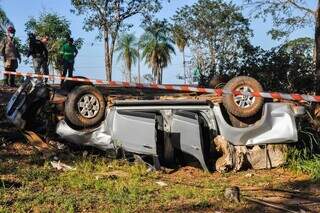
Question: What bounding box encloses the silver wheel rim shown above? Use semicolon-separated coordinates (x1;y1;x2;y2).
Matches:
77;94;100;118
233;85;255;109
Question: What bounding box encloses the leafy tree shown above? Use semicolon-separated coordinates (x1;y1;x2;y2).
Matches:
71;0;167;81
25;12;83;74
140;19;175;84
172;0;252;82
280;37;314;57
171;25;188;84
115;33;139;82
244;0;314;39
243;0;320;91
0;7;11;40
241;37;315;93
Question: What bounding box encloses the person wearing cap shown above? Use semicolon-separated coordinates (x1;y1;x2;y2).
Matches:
27;33;48;83
0;26;21;87
59;37;78;86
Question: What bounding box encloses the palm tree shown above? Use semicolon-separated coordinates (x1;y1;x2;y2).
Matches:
140;20;175;84
172;25;188;84
115;33;139;82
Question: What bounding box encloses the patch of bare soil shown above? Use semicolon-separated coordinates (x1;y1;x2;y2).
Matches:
159;166;320;212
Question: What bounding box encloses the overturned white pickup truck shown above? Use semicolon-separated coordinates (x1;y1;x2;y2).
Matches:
6;76;304;171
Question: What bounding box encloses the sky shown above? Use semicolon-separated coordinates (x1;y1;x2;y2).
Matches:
1;0;315;83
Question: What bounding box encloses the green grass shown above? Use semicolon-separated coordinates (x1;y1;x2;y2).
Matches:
288;156;320;181
0;155;233;212
286;114;320;181
1;146;318;212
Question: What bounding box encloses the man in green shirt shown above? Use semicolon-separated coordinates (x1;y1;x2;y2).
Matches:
60;37;78;85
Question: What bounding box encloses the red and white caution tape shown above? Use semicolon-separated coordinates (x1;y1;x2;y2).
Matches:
2;70;320;102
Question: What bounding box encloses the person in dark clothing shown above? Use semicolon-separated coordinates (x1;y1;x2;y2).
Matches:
60;37;78;86
40;36;49;83
0;26;21;87
27;33;48;82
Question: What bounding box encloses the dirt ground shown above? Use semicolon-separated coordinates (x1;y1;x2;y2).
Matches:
0;86;320;212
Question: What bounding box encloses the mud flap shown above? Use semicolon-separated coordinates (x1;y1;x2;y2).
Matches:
171;111;210;171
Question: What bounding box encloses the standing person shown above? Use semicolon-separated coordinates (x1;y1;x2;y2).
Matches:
27;33;48;82
0;26;21;87
60;37;78;86
41;36;49;83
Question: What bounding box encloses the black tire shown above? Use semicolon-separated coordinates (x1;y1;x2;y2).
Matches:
61;76;93;92
223;76;264;118
209;75;229;89
228;111;262;128
65;85;106;129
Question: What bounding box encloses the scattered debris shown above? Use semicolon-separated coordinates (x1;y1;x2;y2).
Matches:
155;181;168;187
23;131;57;157
82;150;88;158
146;166;155;173
214;135;288;172
133;154;156;172
224;186;240;203
248;144;288;170
50;161;75;171
214;136;235;172
245;173;254;178
48;140;66;150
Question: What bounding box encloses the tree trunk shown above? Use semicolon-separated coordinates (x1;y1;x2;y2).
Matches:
138;48;141;83
159;69;163;84
104;30;112;81
315;0;320;93
156;68;161;84
128;66;131;82
182;49;186;84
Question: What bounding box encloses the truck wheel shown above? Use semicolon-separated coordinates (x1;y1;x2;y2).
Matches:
228;111;262;128
65;85;106;129
61;76;93;92
209;75;229;89
223;76;264;118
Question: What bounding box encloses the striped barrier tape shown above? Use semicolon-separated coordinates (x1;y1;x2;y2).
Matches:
2;70;320;102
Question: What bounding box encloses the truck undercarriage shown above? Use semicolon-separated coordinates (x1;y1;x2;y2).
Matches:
5;76;305;171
